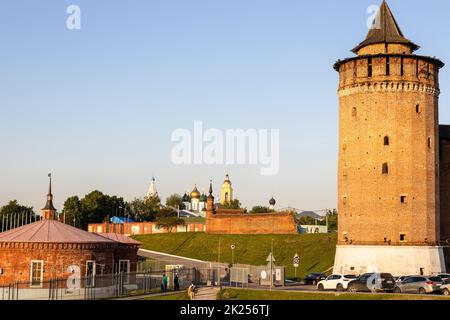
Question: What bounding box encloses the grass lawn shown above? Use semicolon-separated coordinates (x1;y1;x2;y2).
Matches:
217;288;450;301
142;291;189;300
133;232;337;279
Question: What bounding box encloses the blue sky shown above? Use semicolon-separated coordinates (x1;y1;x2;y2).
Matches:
1;0;450;212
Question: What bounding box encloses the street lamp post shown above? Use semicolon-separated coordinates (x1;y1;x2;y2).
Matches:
231;244;235;267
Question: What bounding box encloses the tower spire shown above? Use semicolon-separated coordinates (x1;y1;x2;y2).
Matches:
352;0;419;54
42;173;57;220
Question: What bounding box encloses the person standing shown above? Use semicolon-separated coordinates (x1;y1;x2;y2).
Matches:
174;273;180;291
163;273;168;292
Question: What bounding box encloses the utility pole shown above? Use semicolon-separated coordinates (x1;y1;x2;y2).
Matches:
218;238;221;287
270;238;274;291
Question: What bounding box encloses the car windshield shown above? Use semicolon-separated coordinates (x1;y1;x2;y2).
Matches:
344;275;357;279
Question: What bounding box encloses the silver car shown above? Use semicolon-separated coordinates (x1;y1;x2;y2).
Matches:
394;276;443;294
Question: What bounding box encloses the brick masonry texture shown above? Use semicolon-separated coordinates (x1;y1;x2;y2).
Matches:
205;210;297;235
336;46;445;246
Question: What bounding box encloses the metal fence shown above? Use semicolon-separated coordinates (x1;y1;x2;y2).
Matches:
0;268;200;300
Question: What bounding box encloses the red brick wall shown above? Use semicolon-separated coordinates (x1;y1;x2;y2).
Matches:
206;212;297;234
88;222;206;235
440;138;450;242
0;242;116;285
0;242;139;285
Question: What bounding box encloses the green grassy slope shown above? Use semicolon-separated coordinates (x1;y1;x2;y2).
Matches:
133;232;337;279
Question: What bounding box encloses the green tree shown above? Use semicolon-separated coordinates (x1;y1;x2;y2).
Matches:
165;194;185;210
155;207;185;232
129;195;161;222
249;206;275;214
62;196;84;228
0;200;37;231
326;209;338;231
222;199;242;210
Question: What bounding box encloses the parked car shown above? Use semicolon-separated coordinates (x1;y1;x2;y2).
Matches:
393;276;443;294
304;273;326;285
437;274;450;281
395;276;411;283
317;274;358;291
347;273;396;293
440;282;450;295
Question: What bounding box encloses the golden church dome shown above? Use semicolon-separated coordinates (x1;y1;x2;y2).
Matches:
190;185;201;199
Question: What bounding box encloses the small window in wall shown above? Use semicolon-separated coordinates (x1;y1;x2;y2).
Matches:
386;56;390;76
30;260;44;287
416;104;421;114
400;234;407;242
400;195;407;204
427;137;432;149
400;57;404;76
384;136;390;146
352;107;357;117
368;58;373;77
343;196;347;205
382;163;389;174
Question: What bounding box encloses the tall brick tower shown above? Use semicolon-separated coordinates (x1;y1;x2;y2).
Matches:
333;1;446;275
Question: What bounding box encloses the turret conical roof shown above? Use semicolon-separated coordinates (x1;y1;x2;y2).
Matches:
352;0;419;53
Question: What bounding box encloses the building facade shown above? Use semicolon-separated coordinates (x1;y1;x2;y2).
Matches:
333;1;448;275
0;176;140;287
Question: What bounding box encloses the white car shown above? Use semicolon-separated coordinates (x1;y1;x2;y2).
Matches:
317;274;358;291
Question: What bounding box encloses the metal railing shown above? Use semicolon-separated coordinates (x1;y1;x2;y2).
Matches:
0;268;199;300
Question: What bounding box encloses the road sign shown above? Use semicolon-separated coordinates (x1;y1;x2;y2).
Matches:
293;254;299;268
231;244;235;250
266;253;275;263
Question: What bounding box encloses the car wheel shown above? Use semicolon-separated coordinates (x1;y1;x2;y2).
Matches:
443;288;450;296
393;287;401;294
336;284;344;292
348;285;357;293
318;284;324;291
418;287;427;295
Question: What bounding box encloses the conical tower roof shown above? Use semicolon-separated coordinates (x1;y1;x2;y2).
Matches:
352;0;419;53
0;219;115;244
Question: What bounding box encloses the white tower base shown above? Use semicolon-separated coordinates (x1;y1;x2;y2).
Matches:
333;245;446;276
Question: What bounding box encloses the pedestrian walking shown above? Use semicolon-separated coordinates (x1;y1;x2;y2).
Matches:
188;282;196;300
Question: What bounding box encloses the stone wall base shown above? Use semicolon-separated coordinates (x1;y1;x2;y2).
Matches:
333;245;446;276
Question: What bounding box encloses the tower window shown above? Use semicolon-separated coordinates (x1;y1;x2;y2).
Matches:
400;195;407;204
400;57;404;76
352;107;357;117
386;56;390;76
400;234;407;242
343;196;347;205
428;137;432;148
416;59;419;78
368;58;373;77
416;104;421;114
382;163;389;174
384;136;390;146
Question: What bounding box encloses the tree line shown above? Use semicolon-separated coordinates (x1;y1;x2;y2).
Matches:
0;193;338;232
